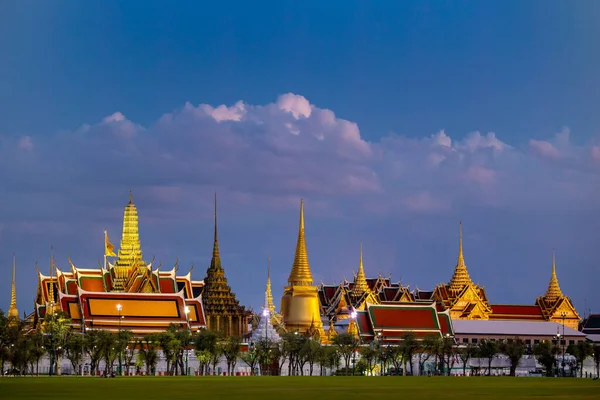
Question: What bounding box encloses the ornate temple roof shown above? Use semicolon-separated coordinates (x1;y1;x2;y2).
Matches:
287;200;313;286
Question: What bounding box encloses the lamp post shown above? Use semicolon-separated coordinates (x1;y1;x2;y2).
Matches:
49;301;55;377
560;311;567;377
185;306;190;376
351;310;357;376
262;308;269;376
117;304;122;376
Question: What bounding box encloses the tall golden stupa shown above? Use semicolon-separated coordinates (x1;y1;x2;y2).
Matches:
7;254;19;324
280;200;325;339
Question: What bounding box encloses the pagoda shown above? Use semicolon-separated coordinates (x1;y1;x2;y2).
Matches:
432;221;492;319
280;200;325;340
201;194;250;337
31;191;207;334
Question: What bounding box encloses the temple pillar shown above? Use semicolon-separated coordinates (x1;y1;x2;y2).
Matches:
216;315;220;332
228;315;233;337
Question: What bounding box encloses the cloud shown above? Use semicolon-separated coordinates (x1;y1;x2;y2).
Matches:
2;94;600;223
2;93;600;315
18;136;34;151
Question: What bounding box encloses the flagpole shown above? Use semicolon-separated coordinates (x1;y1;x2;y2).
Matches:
103;229;107;271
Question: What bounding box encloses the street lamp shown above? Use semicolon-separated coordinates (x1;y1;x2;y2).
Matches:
116;304;122;376
560;311;567;377
49;301;55;377
185;306;190;376
350;310;357;376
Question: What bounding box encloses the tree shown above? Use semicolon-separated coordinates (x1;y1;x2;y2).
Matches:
222;336;241;376
28;332;46;375
533;341;559;377
239;343;260;376
317;345;338;376
84;330;104;376
65;333;85;376
333;333;359;375
417;336;435;375
457;343;477;376
194;329;221;375
136;335;159;376
567;341;594;378
400;332;419;375
359;345;379;375
477;339;498;376
42;310;71;375
389;344;404;375
590;344;600;379
299;338;320;376
500;338;526;376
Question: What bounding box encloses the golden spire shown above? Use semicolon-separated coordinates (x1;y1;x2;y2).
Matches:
209;192;222;270
48;245;55;304
265;257;276;315
288;199;313;286
115;190;144;270
351;242;370;297
8;253;19;320
544;249;564;303
448;221;474;292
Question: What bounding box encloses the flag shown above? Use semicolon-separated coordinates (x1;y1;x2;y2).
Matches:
105;230;116;257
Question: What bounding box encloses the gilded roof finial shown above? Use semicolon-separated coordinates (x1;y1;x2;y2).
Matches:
265;257;276;315
115;190;144;277
129;188;133;204
544;248;564;303
351;242;370;298
213;192;219;257
448;221;473;292
288;199;313;286
8;253;19;320
48;245;55;304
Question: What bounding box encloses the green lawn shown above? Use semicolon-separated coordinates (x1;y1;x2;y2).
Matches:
0;376;598;400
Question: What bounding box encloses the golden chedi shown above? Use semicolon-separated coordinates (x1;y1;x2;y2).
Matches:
280;200;325;339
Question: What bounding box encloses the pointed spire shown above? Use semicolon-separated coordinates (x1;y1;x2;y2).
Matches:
448;221;473;292
544;248;564;303
48;245;55;304
115;190;144;274
209;192;222;270
351;242;370;297
288;199;313;286
8;253;19;320
265;257;276;315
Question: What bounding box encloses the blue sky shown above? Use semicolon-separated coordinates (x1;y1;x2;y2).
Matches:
1;1;599;316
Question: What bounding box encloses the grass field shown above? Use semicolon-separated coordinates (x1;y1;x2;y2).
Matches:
0;376;598;400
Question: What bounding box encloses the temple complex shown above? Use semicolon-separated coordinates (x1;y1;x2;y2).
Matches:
317;222;581;333
31;192;207;334
280;200;325;340
201;194;250;337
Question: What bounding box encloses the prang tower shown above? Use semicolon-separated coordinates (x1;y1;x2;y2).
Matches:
280;200;324;339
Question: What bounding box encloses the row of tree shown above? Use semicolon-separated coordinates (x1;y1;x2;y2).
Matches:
1;310;599;377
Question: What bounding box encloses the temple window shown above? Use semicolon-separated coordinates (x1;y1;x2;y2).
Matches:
534;339;540;344
525;339;531;345
462;338;468;343
560;339;566;345
569;340;574;345
471;338;478;344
